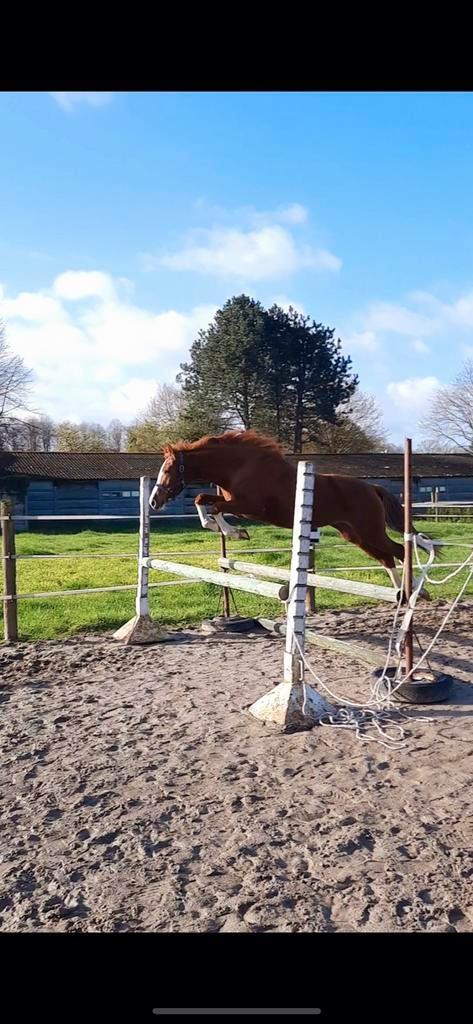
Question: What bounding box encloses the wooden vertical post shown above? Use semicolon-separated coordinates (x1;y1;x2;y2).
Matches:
403;438;414;678
1;499;18;643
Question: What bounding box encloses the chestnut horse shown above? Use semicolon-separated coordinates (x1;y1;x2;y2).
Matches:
149;430;433;593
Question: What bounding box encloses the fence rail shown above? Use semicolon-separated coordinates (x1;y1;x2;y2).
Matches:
2;493;473;643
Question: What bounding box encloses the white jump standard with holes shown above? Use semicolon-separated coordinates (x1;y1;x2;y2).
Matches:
246;460;332;729
114;465;333;731
113;478;171;645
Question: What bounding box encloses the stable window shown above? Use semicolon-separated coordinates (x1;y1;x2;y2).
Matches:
102;490;139;498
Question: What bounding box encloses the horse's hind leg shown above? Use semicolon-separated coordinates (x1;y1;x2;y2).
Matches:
334;521;405;591
337;522;431;601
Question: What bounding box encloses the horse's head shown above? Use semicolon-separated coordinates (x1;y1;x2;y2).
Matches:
149;445;186;510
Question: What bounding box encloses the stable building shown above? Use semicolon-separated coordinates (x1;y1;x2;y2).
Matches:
1;450;473;530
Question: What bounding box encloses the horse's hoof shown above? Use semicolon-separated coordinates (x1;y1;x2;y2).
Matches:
418;588;431;602
236;529;250;540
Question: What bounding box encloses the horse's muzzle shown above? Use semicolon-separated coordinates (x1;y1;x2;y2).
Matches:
149;485;169;510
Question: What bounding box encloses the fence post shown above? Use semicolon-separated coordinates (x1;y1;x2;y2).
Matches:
1;499;18;643
403;439;414;679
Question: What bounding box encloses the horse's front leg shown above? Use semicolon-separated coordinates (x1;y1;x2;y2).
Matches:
195;493;221;533
194;494;250;540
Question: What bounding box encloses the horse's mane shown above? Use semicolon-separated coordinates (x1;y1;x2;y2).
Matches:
164;430;283;458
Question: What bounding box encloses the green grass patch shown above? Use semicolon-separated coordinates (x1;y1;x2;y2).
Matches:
2;518;472;642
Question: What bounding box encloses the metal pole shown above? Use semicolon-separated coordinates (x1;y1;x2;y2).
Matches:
1;499;18;643
217;486;231;618
404;438;413;677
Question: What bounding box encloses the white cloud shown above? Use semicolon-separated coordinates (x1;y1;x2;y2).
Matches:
49;92;114;113
1;291;66;324
161;224;341;280
277;203;308;225
153;201;340;281
1;272;216;424
53;270;115;302
252;203;309;226
365;301;438;338
343;330;379;352
386;376;440;409
449;291;473;328
346;286;473;370
108;378;158;419
412;338;430;354
272;295;307;314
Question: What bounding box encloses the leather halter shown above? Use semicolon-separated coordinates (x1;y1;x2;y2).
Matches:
157;450;185;500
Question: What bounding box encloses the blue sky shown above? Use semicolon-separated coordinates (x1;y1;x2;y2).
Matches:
1;90;473;444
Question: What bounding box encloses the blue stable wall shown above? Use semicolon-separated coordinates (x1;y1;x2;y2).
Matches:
24;478;205;520
17;474;473;527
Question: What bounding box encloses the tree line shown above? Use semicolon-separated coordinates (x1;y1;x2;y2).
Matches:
2;297;473;455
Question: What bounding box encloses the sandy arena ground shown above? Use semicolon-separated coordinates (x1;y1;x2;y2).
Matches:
1;601;472;933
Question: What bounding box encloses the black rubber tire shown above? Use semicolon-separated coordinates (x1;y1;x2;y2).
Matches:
371;667;454;704
202;616;266;635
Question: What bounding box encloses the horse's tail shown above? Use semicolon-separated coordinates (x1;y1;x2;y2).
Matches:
374;485;443;558
374;486;406;534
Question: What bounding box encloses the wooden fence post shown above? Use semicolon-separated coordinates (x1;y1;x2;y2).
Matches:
1;499;18;643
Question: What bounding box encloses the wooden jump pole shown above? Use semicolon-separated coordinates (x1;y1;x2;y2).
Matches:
218;558;398;603
403;437;414;677
144;558;289;601
1;499;18;643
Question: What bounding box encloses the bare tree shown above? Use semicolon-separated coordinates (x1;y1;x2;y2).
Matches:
304;390;390;453
106;419;126;451
126;384;188;451
36;415;55;452
0;320;34;447
55;421;110;452
146;383;185;426
419;360;473;453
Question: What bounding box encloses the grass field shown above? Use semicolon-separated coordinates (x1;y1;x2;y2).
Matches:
2;517;473;642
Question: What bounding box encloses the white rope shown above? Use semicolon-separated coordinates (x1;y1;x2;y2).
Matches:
413;534;473;586
286;533;472;749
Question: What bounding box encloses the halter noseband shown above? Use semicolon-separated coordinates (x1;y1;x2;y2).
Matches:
157;450;186;500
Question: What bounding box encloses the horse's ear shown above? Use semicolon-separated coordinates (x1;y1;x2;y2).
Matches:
162;443;174;460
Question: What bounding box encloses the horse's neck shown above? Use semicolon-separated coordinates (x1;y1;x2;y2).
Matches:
184;447;237;488
184;444;293;491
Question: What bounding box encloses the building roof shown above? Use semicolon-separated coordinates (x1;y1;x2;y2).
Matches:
286;451;473;479
0;449;473;481
0;452;165;480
